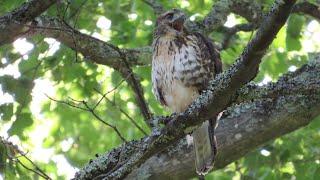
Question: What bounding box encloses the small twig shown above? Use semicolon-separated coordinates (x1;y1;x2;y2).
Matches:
62;0;71;21
92;72;131;111
0;137;52;180
221;23;258;50
234;161;244;179
68;0;89;19
94;88;148;136
60;20;82;63
76;99;128;143
140;0;165;15
47;95;127;143
46;94;90;111
105;43;152;128
12;19;73;33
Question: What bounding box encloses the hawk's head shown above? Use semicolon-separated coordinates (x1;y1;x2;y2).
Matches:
154;9;187;39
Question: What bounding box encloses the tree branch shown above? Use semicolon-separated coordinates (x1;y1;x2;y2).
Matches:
221;23;258;50
188;0;263;33
234;61;320;103
1;137;52;179
140;0;165;15
1;1;317;70
229;0;263;24
46;95;128;143
292;2;320;21
72;1;297;179
26;17;153;127
74;54;320;179
0;0;58;45
125;93;320;179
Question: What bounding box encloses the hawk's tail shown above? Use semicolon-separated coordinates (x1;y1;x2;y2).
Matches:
192;118;217;175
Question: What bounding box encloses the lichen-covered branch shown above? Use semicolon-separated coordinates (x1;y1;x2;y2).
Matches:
72;1;297;179
0;1;319;178
234;60;320;103
29;17;152;127
1;1;318;69
126;94;320;179
229;0;263;24
221;23;258;50
0;0;58;45
292;2;320;21
74;55;320;180
188;0;262;33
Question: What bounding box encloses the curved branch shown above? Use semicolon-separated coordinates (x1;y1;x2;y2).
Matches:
188;0;263;33
28;17;152;127
125;94;320;179
73;1;297;179
141;0;165;15
74;54;320;179
0;0;58;45
292;2;320;21
230;0;263;24
1;1;317;69
234;60;320;103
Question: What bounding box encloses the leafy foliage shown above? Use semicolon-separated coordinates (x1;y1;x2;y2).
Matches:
0;0;319;179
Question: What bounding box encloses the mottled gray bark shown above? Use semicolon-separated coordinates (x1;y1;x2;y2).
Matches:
0;0;58;45
74;1;301;179
1;0;320;180
125;56;320;179
0;1;318;68
74;54;320;180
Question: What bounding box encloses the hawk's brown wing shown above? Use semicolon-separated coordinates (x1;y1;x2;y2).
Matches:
190;32;222;175
192;32;222;78
177;32;222;91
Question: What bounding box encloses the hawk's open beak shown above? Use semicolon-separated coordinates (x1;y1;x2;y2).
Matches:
172;14;186;32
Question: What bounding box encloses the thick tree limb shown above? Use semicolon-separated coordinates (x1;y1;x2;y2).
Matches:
27;17;153;127
234;63;320;103
0;0;58;45
221;23;258;50
229;0;263;24
0;1;318;178
292;2;320;21
0;0;153;125
126;94;320;179
127;57;320;179
1;2;318;69
188;0;262;33
72;1;297;179
74;55;320;180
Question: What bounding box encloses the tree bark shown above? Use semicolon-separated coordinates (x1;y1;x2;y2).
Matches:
1;0;320;180
74;54;320;180
126;56;320;179
0;0;58;45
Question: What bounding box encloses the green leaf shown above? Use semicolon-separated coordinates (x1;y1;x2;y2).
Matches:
0;103;13;121
286;14;304;51
313;166;320;180
287;15;305;38
9;112;33;139
286;35;302;51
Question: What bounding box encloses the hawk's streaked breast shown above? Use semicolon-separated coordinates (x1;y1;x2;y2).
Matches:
152;34;214;112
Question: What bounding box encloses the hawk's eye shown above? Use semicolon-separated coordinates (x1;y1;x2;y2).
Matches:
166;13;174;19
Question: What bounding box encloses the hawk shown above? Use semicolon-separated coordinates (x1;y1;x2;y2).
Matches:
151;9;222;175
